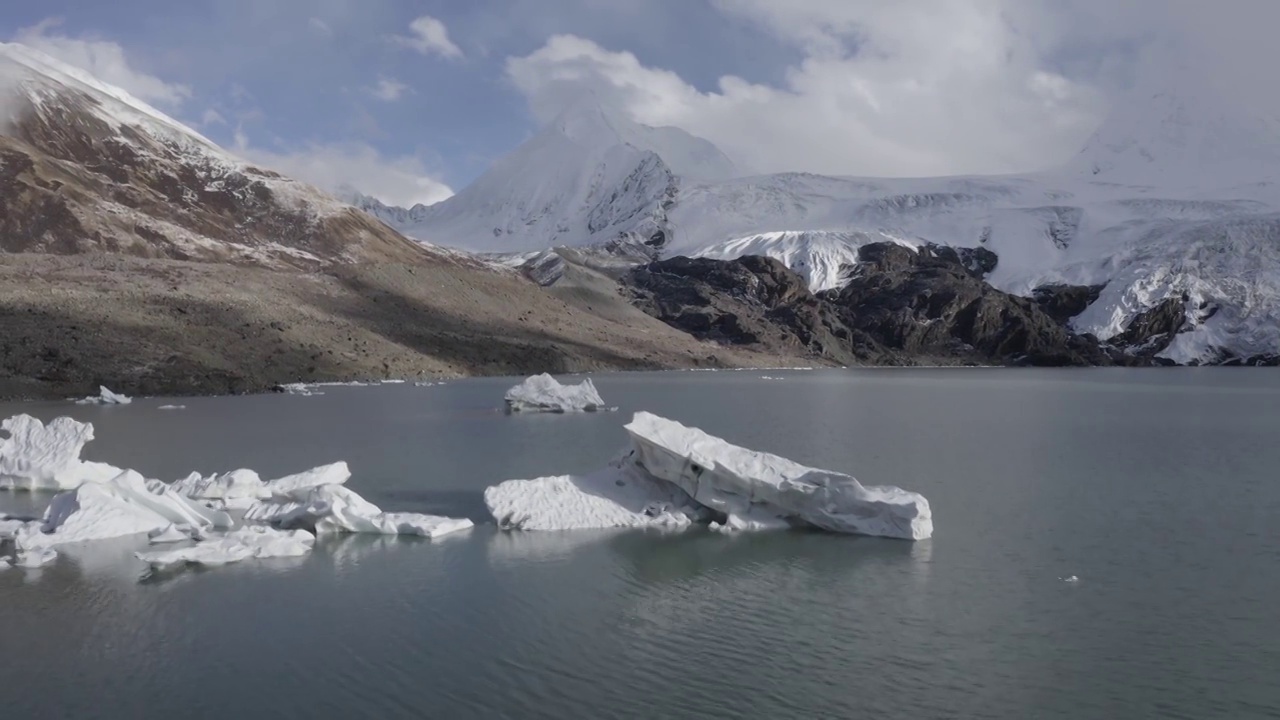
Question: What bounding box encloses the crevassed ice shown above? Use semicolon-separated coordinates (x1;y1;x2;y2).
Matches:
504;373;613;413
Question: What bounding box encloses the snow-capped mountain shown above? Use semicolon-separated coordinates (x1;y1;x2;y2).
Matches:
365;80;1280;364
377;98;737;254
0;42;424;268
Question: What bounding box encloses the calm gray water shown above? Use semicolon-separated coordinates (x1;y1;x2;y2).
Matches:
2;369;1279;719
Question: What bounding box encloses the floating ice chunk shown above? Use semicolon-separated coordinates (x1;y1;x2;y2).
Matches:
75;386;132;405
0;415;126;491
485;454;698;531
10;547;58;568
18;470;232;550
624;412;933;540
246;484;472;538
148;524;195;544
157;405;186;411
135;526;315;571
1060;575;1080;583
503;373;613;413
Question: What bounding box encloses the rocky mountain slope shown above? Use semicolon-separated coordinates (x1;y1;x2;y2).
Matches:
0;44;803;400
0;42;426;269
379;84;1280;366
622;242;1190;368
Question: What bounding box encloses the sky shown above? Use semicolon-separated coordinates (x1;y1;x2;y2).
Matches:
3;0;1277;207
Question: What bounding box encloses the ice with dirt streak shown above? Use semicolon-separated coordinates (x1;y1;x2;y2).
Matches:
504;373;614;413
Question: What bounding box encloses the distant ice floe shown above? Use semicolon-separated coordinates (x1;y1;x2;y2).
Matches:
486;411;932;540
157;405;185;411
74;386;132;405
0;413;472;574
504;373;615;413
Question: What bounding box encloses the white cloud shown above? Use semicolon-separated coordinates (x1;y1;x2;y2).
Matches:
507;2;1111;178
394;15;462;60
368;76;409;102
12;18;191;106
235;136;453;208
200;109;227;126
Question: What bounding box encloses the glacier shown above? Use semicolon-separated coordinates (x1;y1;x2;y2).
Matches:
504;373;613;413
485;411;932;540
368;84;1280;365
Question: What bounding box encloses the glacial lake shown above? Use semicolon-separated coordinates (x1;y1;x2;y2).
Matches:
2;369;1280;719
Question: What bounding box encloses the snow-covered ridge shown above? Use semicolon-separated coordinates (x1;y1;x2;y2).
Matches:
0;41;220;152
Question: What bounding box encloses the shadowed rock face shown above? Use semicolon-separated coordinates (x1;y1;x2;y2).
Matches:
623;243;1167;367
828;243;1115;366
1033;283;1107;324
0;80;425;268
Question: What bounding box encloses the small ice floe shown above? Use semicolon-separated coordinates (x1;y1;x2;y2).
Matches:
1060;575;1080;583
759;375;784;381
485;411;932;540
9;547;58;568
75;386;132;405
136;526;315;571
414;381;437;387
503;373;615;413
275;383;324;396
157;405;186;411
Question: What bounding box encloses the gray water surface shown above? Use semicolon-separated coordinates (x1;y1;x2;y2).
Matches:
2;369;1279;719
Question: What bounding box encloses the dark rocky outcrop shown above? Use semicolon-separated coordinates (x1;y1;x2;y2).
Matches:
1111;296;1186;354
1033;283;1106;323
624;243;1147;367
827;243;1115;366
625;255;886;365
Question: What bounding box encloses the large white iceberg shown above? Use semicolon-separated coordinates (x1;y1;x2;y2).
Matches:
0;415;125;491
17;469;233;550
75;386;132;405
504;373;613;413
135;526;316;571
245;484;473;539
485;454;699;531
625;412;933;540
485;412;933;540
